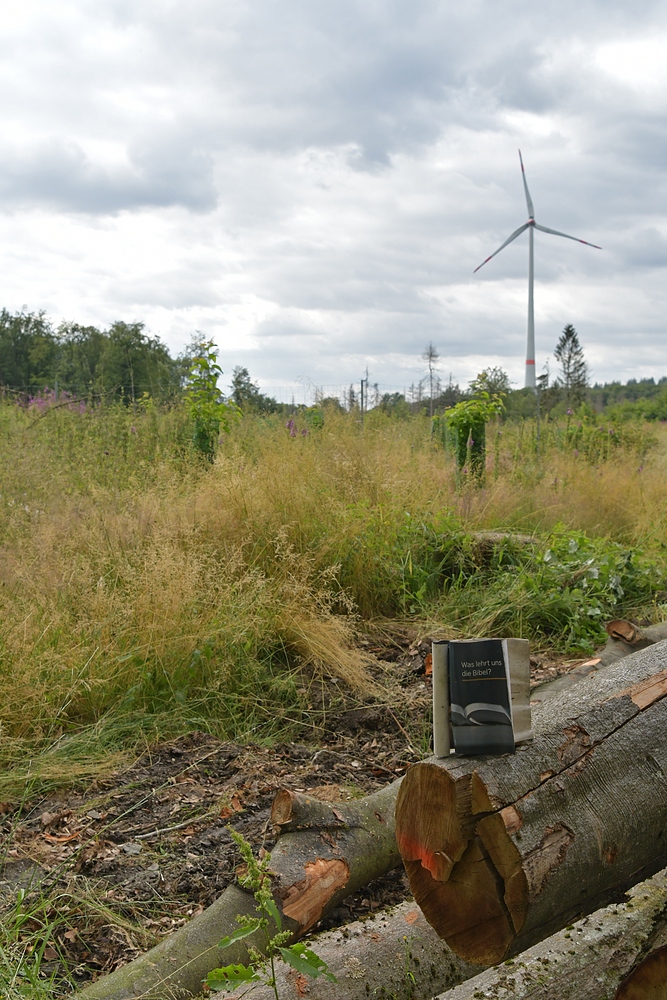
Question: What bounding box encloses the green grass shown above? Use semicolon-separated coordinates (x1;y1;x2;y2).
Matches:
0;872;162;999
0;397;666;797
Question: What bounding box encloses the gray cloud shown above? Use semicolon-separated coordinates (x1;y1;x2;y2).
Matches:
1;0;667;388
3;0;661;210
0;135;216;213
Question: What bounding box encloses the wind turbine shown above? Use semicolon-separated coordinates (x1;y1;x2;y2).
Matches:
474;151;601;389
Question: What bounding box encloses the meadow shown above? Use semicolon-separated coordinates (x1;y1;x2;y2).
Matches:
0;395;665;800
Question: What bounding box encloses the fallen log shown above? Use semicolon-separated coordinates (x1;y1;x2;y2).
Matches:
229;866;667;1000
395;640;667;966
435;864;667;1000
79;633;665;999
530;618;667;705
605;617;667;653
469;531;536;562
78;781;402;1000
225;899;486;1000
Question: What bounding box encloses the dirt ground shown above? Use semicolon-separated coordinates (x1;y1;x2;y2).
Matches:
0;633;587;991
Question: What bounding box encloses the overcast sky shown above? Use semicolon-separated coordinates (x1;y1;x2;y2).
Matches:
2;0;667;395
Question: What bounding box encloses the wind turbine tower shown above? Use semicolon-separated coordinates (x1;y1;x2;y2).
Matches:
474;151;601;389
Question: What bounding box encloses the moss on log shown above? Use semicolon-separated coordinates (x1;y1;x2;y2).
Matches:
79;631;667;999
225;899;486;1000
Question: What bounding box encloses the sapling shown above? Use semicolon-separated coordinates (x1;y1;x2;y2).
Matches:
206;828;336;998
442;391;504;483
184;341;239;460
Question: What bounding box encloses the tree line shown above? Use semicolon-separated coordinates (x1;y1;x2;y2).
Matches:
401;325;667;421
0;309;282;412
1;309;665;419
0;310;183;402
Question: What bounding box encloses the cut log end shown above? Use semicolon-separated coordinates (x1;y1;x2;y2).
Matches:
269;789;350;832
396;763;527;965
397;654;667;970
271;788;296;826
606;619;640;643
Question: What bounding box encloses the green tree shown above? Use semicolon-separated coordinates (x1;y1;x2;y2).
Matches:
230;366;279;412
56;322;108;394
97;322;180;403
184;342;239;460
0;310;58;392
438;393;504;483
433;374;463;410
555;324;589;407
469;367;511;398
379;392;411;418
231;366;260;408
0;310;182;402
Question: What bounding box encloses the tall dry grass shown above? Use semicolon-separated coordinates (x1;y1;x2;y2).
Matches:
0;399;665;793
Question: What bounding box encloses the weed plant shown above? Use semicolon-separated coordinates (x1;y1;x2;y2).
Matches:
0;397;666;796
207;828;335;997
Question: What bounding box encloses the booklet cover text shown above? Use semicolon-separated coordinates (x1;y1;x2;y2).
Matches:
448;638;515;755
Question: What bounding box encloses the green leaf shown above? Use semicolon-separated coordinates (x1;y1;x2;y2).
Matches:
207;963;263;992
217;918;262;949
264;896;282;930
278;944;337;982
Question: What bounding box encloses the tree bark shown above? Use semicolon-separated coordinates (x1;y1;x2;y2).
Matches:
434;865;667;1000
395;641;667;966
226;899;486;1000
530;619;667;706
616;945;667;999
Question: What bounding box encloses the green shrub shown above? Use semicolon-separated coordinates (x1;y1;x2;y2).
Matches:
430;527;664;652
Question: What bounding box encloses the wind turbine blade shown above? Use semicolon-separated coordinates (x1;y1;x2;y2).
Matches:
473;223;530;273
518;150;534;218
533;222;602;249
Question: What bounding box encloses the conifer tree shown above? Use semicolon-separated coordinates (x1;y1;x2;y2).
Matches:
554;324;588;406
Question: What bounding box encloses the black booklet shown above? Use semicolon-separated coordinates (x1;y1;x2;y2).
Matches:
448;638;515;755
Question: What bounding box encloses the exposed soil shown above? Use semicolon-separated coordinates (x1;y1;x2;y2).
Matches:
0;631;585;991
